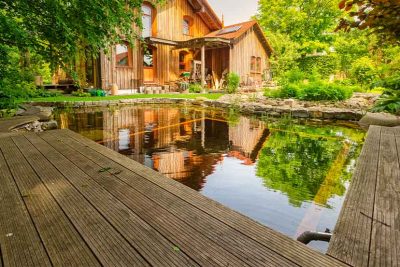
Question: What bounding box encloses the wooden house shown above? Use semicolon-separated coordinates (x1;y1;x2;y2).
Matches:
84;0;273;91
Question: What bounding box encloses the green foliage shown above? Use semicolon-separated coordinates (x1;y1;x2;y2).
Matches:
256;121;364;206
337;0;400;44
88;89;106;97
298;81;354;101
0;0;162;69
226;73;240;94
257;0;340;51
298;55;338;77
188;83;202;93
72;90;91;97
350;57;377;88
266;79;355;101
371;73;400;114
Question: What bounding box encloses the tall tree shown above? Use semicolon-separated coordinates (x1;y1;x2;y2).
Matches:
257;0;341;53
0;0;158;70
337;0;400;44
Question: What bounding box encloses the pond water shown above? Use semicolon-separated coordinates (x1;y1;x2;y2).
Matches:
55;105;365;253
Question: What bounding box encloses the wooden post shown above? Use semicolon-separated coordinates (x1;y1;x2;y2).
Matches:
201;45;206;93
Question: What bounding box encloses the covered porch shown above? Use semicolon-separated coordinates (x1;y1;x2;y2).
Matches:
148;37;233;91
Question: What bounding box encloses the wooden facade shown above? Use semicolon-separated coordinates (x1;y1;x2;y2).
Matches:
93;0;272;90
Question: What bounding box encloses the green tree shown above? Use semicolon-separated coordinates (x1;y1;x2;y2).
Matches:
337;0;400;44
257;0;341;53
0;0;156;70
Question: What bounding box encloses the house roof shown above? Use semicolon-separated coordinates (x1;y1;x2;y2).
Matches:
205;20;273;56
187;0;223;31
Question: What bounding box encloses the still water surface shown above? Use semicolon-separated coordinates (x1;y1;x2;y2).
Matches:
56;105;365;253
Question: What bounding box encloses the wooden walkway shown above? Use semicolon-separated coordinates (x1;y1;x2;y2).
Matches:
0;129;346;267
328;126;400;267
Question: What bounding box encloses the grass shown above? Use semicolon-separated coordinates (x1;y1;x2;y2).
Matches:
26;93;224;103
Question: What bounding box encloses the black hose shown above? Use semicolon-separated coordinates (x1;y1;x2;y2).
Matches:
297;231;332;245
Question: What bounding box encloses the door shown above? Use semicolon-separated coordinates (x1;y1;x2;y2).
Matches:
143;47;156;83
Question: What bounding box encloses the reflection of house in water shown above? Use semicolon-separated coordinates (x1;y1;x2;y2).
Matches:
228;117;270;165
58;107;271;190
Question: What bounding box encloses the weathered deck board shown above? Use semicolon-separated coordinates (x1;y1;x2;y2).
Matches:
0;129;349;266
23;133;199;267
60;129;346;267
328;126;400;267
370;127;400;267
0;136;100;267
42;130;294;266
0;143;51;267
8;135;148;266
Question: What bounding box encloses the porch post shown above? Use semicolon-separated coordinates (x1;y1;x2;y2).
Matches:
201;45;206;93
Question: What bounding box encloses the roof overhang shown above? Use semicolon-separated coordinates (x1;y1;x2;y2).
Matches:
145;36;231;49
175;37;231;49
187;0;222;31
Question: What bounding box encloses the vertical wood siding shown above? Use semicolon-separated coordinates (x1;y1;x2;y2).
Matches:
230;27;270;83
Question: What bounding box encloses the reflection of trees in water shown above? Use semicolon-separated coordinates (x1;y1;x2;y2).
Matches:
257;131;349;207
57;106;365;200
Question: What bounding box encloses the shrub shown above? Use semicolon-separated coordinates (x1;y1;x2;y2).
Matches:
298;82;354;101
371;73;400;114
265;80;354;101
72;90;91;97
226;73;240;94
188;83;202;93
88;89;106;97
350;57;377;89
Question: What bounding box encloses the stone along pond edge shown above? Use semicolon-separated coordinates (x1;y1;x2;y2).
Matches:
27;98;366;121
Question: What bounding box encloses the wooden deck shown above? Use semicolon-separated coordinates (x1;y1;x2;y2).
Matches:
328;125;400;267
0;129;346;267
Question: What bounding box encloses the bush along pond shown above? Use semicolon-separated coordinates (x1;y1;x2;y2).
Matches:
55;104;366;253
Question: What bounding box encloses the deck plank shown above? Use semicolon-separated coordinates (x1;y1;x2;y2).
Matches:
0;140;51;267
40;131;263;266
1;136;100;267
22;133;201;267
9;135;148;266
327;126;381;266
369;128;400;267
61;129;346;267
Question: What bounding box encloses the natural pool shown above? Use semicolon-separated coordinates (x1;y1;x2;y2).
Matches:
55;105;366;253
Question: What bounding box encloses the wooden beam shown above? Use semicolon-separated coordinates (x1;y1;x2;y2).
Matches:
201;45;206;92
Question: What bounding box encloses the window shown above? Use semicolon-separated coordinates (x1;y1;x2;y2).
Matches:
183;16;193;36
256;57;262;72
183;19;190;35
116;44;130;67
142;4;153;38
250;56;256;72
144;48;153;67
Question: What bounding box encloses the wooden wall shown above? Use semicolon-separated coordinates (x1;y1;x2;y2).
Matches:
155;0;211;41
100;0;214;89
100;41;142;90
230;27;270;84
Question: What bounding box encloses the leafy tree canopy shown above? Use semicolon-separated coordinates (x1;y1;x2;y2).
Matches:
257;0;341;53
337;0;400;44
0;0;158;69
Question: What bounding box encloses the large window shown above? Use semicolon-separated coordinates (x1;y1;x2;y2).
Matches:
116;43;130;67
142;4;153;38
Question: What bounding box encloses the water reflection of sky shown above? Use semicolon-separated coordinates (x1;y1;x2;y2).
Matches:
56;105;365;253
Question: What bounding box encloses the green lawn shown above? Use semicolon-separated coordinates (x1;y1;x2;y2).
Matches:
27;93;223;103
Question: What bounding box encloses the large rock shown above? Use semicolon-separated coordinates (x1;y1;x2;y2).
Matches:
359;112;400;127
20;105;54;121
